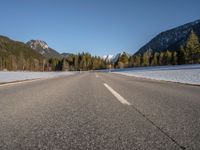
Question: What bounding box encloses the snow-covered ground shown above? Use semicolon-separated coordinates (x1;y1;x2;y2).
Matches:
111;64;200;85
0;71;75;83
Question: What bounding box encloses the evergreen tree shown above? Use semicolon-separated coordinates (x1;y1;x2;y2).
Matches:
158;52;164;65
171;51;177;65
163;50;172;65
142;52;150;66
118;53;129;68
185;30;199;63
129;56;134;67
177;47;186;65
74;55;79;70
135;55;141;67
80;55;87;70
151;52;159;66
195;46;200;63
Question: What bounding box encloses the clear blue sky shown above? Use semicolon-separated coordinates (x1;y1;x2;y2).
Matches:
0;0;200;56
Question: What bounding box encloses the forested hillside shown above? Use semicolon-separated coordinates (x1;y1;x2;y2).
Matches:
125;19;200;68
0;36;107;71
0;36;45;71
128;30;200;68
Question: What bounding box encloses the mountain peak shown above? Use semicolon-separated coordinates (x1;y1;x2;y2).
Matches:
27;40;49;50
26;40;60;58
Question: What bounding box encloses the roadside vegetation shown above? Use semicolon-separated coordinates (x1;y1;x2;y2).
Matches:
0;31;199;71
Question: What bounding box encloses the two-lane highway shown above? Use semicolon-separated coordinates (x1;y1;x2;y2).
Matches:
0;72;200;149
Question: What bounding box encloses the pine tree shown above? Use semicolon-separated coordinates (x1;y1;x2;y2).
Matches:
158;52;164;65
74;55;79;70
136;55;141;67
80;55;87;71
196;46;200;63
151;52;159;66
185;30;199;63
177;47;186;65
171;51;177;65
142;52;150;66
163;50;172;65
129;56;134;67
118;53;129;68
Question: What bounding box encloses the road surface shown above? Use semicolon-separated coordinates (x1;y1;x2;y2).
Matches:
0;72;200;150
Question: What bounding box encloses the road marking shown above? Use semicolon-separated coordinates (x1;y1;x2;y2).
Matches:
0;78;43;87
103;83;131;105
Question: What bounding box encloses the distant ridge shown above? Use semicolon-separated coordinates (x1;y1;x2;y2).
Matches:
61;52;74;58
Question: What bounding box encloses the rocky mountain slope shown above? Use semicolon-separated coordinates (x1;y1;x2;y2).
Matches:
26;40;61;58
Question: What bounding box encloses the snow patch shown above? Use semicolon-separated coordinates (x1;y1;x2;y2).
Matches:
0;71;75;83
111;64;200;85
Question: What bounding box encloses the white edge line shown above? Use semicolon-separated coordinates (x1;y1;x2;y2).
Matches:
0;73;77;87
0;78;44;87
104;83;131;105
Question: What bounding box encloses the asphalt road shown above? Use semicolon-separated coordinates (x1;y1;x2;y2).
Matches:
0;72;200;150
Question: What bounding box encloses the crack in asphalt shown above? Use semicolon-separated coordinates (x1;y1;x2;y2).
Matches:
97;73;186;150
129;102;186;150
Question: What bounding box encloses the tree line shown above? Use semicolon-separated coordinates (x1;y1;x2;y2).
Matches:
48;52;107;71
38;30;200;71
1;30;199;71
116;30;200;68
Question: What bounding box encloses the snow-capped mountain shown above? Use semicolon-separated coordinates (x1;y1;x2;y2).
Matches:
103;52;131;64
26;40;61;58
135;19;200;55
102;54;114;62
